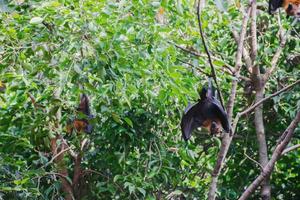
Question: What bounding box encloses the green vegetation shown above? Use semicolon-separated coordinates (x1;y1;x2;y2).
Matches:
0;0;299;199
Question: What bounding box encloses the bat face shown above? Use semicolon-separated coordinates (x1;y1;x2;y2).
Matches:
202;119;222;135
285;3;300;16
269;0;300;17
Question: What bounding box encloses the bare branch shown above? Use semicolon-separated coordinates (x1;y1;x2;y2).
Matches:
239;79;300;116
232;30;252;73
42;147;72;168
171;42;235;72
226;7;251;120
208;6;251;200
238;110;300;200
177;58;211;76
282;144;300;155
244;151;263;170
264;18;298;80
250;0;260;76
230;79;300;136
250;0;257;63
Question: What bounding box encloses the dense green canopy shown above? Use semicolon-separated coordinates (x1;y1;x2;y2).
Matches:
0;0;299;199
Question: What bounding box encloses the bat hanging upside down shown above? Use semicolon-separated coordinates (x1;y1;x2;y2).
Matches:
67;94;94;135
269;0;300;17
180;87;230;141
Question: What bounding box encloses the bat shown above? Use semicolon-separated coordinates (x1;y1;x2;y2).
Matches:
180;85;230;141
269;0;300;17
67;94;94;135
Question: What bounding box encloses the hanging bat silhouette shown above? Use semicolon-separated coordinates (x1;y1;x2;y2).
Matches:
180;86;230;141
67;94;94;135
269;0;300;17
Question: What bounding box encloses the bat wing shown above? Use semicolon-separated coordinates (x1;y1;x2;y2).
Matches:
181;102;205;141
206;98;230;133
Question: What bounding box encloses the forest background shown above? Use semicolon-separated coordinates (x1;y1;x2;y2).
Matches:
0;0;300;199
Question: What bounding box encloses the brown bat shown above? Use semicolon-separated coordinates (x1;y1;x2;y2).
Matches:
67;94;94;135
269;0;300;17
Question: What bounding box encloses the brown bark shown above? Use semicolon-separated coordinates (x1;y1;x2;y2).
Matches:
239;110;300;200
207;7;251;200
50;89;74;200
253;86;271;200
73;154;82;199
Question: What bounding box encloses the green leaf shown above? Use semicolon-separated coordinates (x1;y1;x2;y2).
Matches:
124;117;133;128
29;17;44;24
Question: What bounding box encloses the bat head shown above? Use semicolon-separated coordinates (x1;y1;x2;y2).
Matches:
210;121;222;135
269;0;284;14
285;3;300;17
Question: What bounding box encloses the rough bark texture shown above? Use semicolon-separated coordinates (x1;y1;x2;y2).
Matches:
254;86;271;200
239;110;300;200
51;89;74;200
207;7;251;200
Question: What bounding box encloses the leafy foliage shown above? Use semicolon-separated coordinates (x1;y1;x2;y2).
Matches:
0;0;299;199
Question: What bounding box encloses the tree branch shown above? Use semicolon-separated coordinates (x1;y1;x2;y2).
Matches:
226;7;251;120
282;144;300;155
238;110;300;200
263;18;298;80
239;79;300;116
232;30;252;73
208;6;251;200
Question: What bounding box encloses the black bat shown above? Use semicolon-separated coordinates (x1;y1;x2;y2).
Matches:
180;86;230;141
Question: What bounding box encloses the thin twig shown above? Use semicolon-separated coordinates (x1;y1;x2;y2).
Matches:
171;42;234;71
196;0;225;109
282;144;300;155
41;147;72;168
244;151;263;170
177;58;211;76
239;79;300;116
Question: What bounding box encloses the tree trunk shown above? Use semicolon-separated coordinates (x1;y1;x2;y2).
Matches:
254;86;271;200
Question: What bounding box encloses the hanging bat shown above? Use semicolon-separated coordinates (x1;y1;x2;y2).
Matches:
180;86;230;141
269;0;300;17
67;94;94;135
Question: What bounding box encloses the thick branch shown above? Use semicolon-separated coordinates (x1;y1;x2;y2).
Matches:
238;110;300;200
208;6;251;200
232;30;252;73
250;0;259;76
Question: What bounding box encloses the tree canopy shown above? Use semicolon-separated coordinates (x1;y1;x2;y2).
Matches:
0;0;299;199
